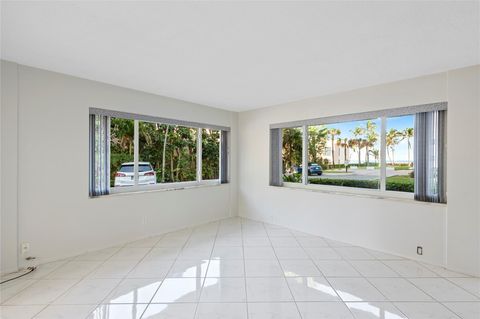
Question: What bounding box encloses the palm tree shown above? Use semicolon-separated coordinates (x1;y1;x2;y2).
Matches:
282;128;303;173
338;138;349;172
364;120;378;166
308;126;328;164
347;139;357;165
386;129;403;166
370;149;379;164
336;138;343;162
328;128;341;167
403;127;414;166
351;127;365;165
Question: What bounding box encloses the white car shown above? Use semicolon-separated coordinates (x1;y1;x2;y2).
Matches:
114;162;157;187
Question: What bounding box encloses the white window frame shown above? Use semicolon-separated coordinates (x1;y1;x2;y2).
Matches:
272;102;447;200
90;108;229;196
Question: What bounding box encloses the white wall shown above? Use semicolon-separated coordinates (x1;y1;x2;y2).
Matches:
2;61;479;277
446;66;480;276
1;61;19;273
238;66;480;276
1;61;238;271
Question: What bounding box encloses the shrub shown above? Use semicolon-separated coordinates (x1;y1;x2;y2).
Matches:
386;175;414;192
283;173;302;183
309;175;414;193
309;178;379;189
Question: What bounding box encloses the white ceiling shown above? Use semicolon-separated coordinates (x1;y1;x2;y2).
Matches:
1;1;479;111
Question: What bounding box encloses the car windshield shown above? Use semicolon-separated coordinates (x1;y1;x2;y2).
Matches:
119;164;152;173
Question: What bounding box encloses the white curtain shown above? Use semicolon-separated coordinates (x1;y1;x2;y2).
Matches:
414;110;446;203
89;114;110;196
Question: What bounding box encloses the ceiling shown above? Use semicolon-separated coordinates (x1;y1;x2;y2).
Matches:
1;1;479;112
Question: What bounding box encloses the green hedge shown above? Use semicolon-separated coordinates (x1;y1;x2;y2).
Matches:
309;175;414;193
386;175;414;192
310;178;379;189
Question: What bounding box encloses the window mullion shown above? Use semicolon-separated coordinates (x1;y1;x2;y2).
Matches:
196;128;202;183
134;120;139;186
380;116;387;191
106;116;111;193
302;125;308;185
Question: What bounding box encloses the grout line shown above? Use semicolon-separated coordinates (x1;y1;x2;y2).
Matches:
192;220;221;319
262;221;304;319
2;217;478;319
138;226;196;318
27;245;127;318
240;217;250;319
293;227;358;318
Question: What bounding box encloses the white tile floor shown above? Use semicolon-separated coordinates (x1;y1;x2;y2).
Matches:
1;217;479;319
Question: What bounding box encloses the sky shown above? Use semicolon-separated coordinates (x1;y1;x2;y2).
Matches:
313;115;414;163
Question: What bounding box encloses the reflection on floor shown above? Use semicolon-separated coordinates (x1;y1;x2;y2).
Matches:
1;217;479;319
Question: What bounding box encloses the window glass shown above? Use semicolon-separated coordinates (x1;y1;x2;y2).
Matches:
386;115;415;193
282;127;303;183
202;128;220;180
118;164;152;173
139;122;197;184
308;119;381;189
110;118;135;188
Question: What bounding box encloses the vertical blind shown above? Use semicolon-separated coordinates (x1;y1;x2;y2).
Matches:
414;110;447;203
270;128;282;186
89;114;110;196
220;130;229;184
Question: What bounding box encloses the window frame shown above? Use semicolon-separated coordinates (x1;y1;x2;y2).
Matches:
89;108;230;196
271;102;447;200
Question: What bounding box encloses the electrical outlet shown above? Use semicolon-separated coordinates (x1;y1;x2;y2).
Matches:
21;242;30;255
417;246;423;255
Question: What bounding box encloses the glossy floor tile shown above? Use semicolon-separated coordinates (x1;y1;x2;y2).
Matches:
1;217;478;319
247;302;301;319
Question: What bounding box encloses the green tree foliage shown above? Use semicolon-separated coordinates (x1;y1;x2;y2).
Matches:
138;122;198;183
328;128;341;166
110;118;134;185
308;126;328;164
282;128;303;173
386;128;404;165
202;129;220;180
110;118;220;185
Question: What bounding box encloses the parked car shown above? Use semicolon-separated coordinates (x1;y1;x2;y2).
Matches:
114;162;157;187
295;163;323;176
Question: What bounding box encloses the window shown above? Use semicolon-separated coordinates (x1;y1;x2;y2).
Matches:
270;103;447;203
306;119;381;190
139;122;197;184
282;127;303;183
386;115;415;193
89;109;230;196
110;117;134;189
202;128;220;180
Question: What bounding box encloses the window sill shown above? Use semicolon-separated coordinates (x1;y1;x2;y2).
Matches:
91;180;223;198
278;183;446;206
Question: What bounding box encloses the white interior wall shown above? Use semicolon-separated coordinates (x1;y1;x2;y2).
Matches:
1;61;19;274
2;61;479;277
446;66;480;276
238;66;480;276
0;61;238;272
